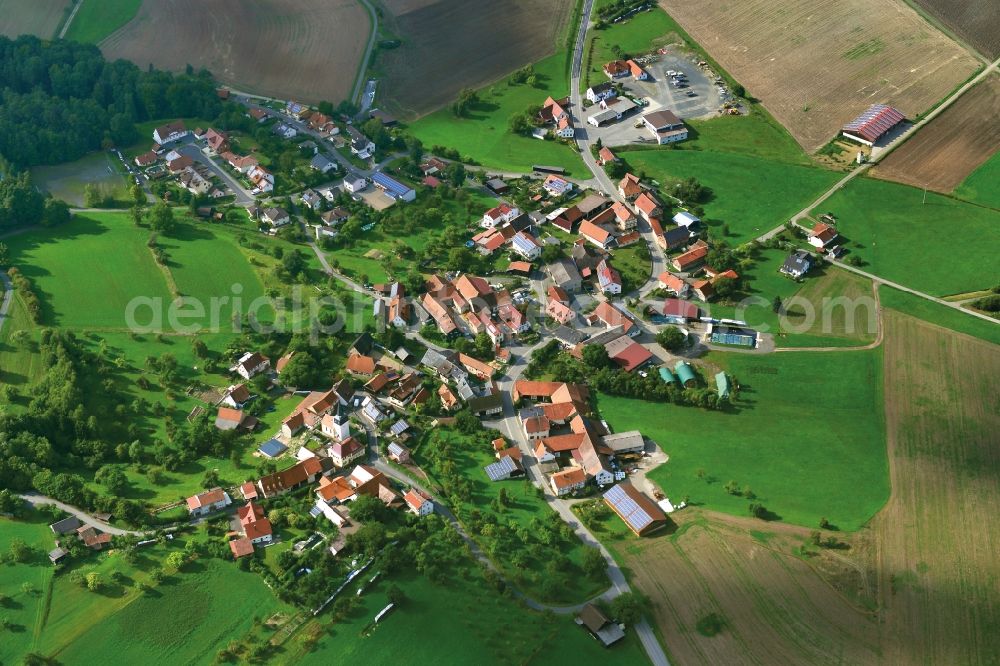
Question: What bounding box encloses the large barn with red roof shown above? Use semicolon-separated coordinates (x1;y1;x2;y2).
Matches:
842;104;905;146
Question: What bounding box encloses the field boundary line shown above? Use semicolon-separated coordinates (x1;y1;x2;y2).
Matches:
350;0;379;105
57;0;83;39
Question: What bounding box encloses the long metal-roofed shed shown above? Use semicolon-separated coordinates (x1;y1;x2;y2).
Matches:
603;481;668;536
658;366;677;383
716;372;730;399
371;171;416;202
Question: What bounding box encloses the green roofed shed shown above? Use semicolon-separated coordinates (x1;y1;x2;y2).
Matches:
715;371;730;399
658;366;676;384
674;361;696;387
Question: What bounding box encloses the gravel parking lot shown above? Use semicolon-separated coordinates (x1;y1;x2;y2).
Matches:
581;49;731;148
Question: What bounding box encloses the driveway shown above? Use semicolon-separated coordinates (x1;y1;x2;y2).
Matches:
19;493;146;536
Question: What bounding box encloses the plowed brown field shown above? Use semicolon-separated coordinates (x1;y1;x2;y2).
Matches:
0;0;69;39
658;0;980;152
377;0;574;117
874;74;1000;192
621;311;1000;664
100;0;369;104
909;0;1000;59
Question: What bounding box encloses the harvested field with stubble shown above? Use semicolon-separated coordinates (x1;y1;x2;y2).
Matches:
909;0;1000;59
869;310;1000;664
0;0;68;38
619;513;881;665
621;311;1000;665
874;74;1000;192
101;0;369;104
378;0;574;117
658;0;981;152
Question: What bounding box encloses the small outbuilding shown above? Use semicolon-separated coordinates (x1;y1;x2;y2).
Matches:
674;361;697;387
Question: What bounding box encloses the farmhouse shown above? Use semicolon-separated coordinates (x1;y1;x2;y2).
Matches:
329;437;365;468
671;244;708;272
539;96;575;138
662;298;700;323
661;225;692;250
809;222;839;249
281;387;341;437
547;258;583;292
604;60;631;79
634;192;660;222
603;481;668;536
238;501;273;544
482;203;520;228
404;489;434;516
586;81;617;103
611;201;637;231
257;457;325;498
618;173;642;200
643;110;688;144
586;301;637;336
550;468;587;496
842;104;905;146
657;272;689;297
152;120;188;145
780;249;813;279
186;487;232;517
604;335;654;373
579;220;614;249
371;171;416;202
627;59;647;79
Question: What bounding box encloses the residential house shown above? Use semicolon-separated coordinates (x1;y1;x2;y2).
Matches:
657;271;689;297
543;174;573;197
388;441;411;464
420;157;448;175
221;384;252;409
261;207;290;227
586;301;637;336
661;225;692;250
643;110;688;144
627;59;647;79
203;128;229;154
248;165;274;194
578;604;626;646
223;152;259;174
346;354;377;375
634;192;661;223
178;168;211;195
550;468;587;496
596;258;623;295
482;203;520;228
343;173;367;193
604;60;630;78
152;120;188;145
257;457;324;498
360;395;388;425
238;501;273;544
248;108;268;123
579;219;614;250
167;155;193;174
611;201;637;231
186;488;232;517
809;222;839;249
329;437;365;468
134;151;158;167
273;122;297;139
597;146;618;166
281;387;341;437
511;231;542;260
403;489;434;516
618;173;642;200
232;351;270;379
347;126;375;159
780;249;812;279
49;517;82;535
671;244;708;272
586;81;617;103
310;153;336;173
285;101;311;120
438;384;459;411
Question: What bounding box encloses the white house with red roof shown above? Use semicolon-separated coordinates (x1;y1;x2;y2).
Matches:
404;488;434;516
809;222;839;249
481;203;520;228
186;488;232;517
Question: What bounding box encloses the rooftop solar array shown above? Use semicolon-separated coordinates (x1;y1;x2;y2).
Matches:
604;484;654;531
484;456;518;481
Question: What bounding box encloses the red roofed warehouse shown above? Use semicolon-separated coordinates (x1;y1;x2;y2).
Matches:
842;104;905;146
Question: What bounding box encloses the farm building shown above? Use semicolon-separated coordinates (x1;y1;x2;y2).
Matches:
662;298;699;323
643;110;688;144
371;172;416;202
485;455;525;481
842;104;905;146
603;481;668;536
658;366;677;384
673;211;700;228
674;361;697;387
578;604;626;646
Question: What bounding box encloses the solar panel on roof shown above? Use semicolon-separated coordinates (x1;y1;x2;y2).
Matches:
604;484;655;531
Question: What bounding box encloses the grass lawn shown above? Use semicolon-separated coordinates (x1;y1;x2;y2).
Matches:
623;145;840;244
0;514;56;664
5;212;173;329
701;248;877;347
31;151;130;207
879;285;1000;346
40;547;290;663
0;294;46;390
63;0;141;43
413;428;609;604
815;176;1000;296
600;349;889;531
408;53;586;174
287;555;649;666
609;241;652;292
953;150;1000;209
583;7;682;92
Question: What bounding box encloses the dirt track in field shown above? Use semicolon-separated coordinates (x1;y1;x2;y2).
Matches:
908;0;1000;59
658;0;980;152
377;0;574;118
0;0;69;39
874;74;1000;192
100;0;369;104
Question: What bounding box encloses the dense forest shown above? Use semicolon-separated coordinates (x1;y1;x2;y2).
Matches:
0;35;222;167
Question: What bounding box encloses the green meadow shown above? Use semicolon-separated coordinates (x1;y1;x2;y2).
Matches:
408;53;586;174
0;515;56;664
600;349;889;531
288;553;649;666
954;150;1000;209
815;176;1000;296
879;286;1000;345
63;0;142;44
